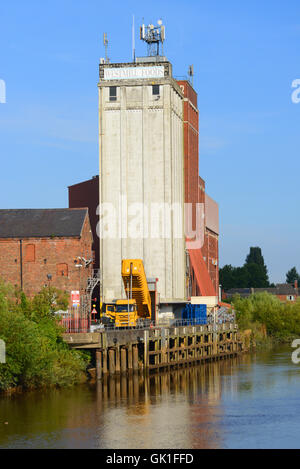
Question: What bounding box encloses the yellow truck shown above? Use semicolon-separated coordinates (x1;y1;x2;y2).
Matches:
103;259;152;328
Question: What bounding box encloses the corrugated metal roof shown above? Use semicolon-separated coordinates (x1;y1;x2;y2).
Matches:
188;248;216;296
0;208;88;238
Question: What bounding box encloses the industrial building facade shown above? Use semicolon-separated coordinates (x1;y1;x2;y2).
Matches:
98;59;186;304
68;54;220;310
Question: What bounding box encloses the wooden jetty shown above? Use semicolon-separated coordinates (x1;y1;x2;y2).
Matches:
63;323;244;380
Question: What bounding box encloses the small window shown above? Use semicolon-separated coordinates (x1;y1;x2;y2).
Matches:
57;263;68;277
152;84;160;95
109;86;117;101
25;244;35;262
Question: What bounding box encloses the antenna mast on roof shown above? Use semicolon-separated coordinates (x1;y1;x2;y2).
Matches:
140;19;165;56
188;65;194;87
132;15;136;62
103;33;109;63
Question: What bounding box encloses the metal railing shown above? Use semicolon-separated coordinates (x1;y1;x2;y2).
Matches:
60;311;236;334
88;317;236;332
57;307;91;333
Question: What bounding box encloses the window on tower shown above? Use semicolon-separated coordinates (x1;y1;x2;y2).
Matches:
152;84;160;95
109;86;117;101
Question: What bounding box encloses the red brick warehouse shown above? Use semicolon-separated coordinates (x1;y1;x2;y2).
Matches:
0;208;93;304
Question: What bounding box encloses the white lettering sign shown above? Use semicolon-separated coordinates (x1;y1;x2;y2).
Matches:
103;66;164;80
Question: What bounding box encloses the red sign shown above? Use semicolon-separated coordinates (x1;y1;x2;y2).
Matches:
71;291;80;307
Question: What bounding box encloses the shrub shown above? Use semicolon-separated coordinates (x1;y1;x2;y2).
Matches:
232;291;300;341
0;281;89;391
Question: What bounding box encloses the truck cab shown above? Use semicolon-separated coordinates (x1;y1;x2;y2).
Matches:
115;299;138;328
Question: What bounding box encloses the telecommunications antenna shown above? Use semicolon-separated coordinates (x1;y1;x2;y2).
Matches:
103;32;109;63
140;19;165;56
188;65;194;87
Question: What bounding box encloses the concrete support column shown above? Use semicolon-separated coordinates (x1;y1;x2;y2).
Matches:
121;347;127;374
96;350;102;381
109;348;115;375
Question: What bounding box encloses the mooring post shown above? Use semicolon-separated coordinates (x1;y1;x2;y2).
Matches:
96;349;102;380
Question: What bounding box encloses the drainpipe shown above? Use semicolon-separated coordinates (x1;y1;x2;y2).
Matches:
19;239;23;291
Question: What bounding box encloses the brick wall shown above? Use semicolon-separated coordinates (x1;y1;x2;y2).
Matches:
0;215;93;304
68;176;99;268
202;228;219;295
177;80;199;232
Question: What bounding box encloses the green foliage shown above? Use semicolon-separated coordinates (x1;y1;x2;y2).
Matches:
232;291;300;342
286;267;300;284
245;247;265;266
220;246;270;291
0;281;89;391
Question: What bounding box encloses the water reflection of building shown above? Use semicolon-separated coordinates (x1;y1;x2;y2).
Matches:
96;364;229;449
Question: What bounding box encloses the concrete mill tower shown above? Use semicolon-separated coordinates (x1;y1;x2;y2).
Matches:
98;21;186;307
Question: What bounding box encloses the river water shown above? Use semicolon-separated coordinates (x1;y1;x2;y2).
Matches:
0;346;299;449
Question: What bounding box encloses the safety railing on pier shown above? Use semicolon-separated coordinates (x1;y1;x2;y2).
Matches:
56;308;91;333
59;311;236;334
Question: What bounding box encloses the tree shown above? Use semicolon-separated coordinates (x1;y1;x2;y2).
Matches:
286;267;300;284
219;265;249;290
219;264;235;291
245;247;265;266
245;263;269;288
220;246;271;291
244;247;270;287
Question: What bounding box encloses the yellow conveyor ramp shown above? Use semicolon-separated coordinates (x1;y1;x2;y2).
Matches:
121;259;151;319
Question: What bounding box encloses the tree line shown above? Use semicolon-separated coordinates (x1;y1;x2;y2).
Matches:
220;247;300;292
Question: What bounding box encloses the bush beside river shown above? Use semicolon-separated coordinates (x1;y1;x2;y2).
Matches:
0;281;89;392
232;292;300;347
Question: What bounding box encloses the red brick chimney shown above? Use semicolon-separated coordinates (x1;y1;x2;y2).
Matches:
295;280;298;290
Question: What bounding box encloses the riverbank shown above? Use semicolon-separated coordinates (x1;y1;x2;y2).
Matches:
232;291;300;350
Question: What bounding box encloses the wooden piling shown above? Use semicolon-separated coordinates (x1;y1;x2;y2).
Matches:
115;346;120;374
144;330;149;372
108;348;115;375
96;350;102;380
133;345;139;372
128;344;133;373
121;347;127;374
102;349;108;375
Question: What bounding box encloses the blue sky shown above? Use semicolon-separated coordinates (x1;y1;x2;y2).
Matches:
0;0;300;283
